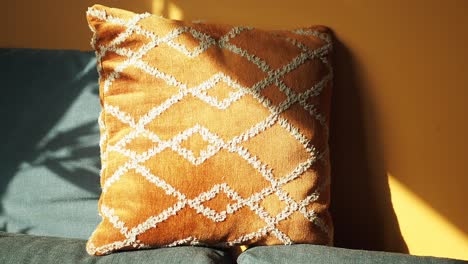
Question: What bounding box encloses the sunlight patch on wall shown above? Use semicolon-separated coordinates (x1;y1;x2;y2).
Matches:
152;0;184;20
152;0;164;15
388;174;468;260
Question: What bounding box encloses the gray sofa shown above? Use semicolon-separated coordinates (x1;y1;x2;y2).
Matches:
0;49;464;264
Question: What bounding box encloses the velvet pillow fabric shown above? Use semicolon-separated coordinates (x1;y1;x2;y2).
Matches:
86;5;333;255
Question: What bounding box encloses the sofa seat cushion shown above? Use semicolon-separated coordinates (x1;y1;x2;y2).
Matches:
0;232;231;264
238;245;465;264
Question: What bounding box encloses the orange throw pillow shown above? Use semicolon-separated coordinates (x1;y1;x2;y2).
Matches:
86;4;334;256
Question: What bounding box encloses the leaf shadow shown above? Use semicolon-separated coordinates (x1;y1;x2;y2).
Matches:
0;50;101;228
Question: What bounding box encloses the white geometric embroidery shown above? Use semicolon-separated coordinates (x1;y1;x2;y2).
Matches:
166;27;217;58
87;6;333;255
165;237;202;247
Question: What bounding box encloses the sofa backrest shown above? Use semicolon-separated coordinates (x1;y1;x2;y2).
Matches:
0;49;101;239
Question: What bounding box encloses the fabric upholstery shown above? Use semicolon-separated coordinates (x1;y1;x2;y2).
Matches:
86;5;333;255
1;48;465;264
0;232;231;264
0;49;101;239
237;245;466;264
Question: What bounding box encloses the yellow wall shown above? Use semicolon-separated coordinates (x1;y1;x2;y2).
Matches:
2;0;467;260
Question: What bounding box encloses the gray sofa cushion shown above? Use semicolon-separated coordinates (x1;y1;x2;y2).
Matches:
0;49;101;239
0;232;231;264
238;245;465;264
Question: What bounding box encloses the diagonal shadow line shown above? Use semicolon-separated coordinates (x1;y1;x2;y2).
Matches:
42;159;101;195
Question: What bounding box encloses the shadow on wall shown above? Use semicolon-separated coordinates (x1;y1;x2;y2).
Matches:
330;38;408;253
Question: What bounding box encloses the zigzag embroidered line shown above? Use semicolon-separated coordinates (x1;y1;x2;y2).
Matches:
299;73;332;100
278;117;313;153
223;225;271;246
191;73;248;109
133;164;186;199
94;119;331;246
102;40;157;93
88;6;332;252
88;9;257;97
87;7;332;106
164;237;202;247
105;30;329;112
112;130;142;153
228;113;278;146
87;239;146;256
167;124;225;165
273;188;299;221
272;229;294;244
136;168;243;224
99;30;331;166
87;9;154;93
87;8;177;55
297;181;331;237
222;42;271;73
228;145;277;185
301;209;330;237
88;9;151;184
133;61;250;111
101;205;130;237
102;98;324;202
218;26;252;44
220;31;331;112
237;149;327;242
102;85;276;186
126;184;239;236
278;158;316;186
274;73;332;126
118;150;320;238
91;17;157;44
97;12;151;65
104;72;253;155
136;155;320;239
215;33;332;145
222;169;327;246
291;28;332;44
102;163;132;193
202;42;330;182
109;137;273;210
165;27;217;58
186;184;239;222
127;200;187;240
98;111;108;175
242;199;293;244
98;112;107;152
104;106;277;190
104;104;137;126
104;110;323;204
275;189;319;224
96;24;194;94
104;117;277;188
97;150;322;250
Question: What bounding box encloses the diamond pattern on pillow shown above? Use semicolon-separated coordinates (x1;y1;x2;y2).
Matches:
86;4;333;256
